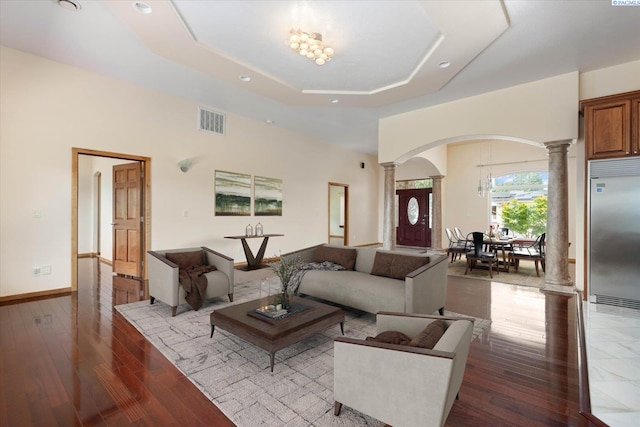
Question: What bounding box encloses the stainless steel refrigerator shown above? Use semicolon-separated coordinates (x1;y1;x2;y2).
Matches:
588;157;640;309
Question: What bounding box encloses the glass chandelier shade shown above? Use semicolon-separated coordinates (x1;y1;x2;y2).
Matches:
289;29;334;65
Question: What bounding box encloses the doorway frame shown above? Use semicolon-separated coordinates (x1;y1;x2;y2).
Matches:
71;148;151;292
328;182;349;246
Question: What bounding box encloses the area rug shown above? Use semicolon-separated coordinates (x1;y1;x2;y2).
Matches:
116;277;491;426
447;258;544;288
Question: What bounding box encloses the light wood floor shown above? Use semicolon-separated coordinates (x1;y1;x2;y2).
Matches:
0;258;599;426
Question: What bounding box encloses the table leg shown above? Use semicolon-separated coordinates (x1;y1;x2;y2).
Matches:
270;352;275;372
340;322;344;335
254;236;271;267
240;236;271;270
240;238;256;266
210;325;215;338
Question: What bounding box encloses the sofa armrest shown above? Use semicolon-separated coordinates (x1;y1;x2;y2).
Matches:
334;337;455;359
147;251;180;305
403;254;449;314
203;247;234;292
376;312;474;337
281;244;323;263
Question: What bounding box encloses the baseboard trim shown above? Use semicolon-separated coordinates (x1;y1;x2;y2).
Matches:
0;287;73;304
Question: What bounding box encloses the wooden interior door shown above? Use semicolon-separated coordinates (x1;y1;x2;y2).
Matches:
112;162;143;278
396;188;431;247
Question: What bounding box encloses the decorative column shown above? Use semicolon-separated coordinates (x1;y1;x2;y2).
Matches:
542;140;574;293
431;175;444;250
382;162;398;250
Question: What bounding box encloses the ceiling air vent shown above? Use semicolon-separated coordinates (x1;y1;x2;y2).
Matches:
198;107;225;135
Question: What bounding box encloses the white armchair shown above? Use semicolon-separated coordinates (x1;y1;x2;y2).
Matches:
147;247;234;316
333;312;474;427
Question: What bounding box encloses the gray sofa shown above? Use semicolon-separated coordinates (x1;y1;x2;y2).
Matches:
282;244;448;316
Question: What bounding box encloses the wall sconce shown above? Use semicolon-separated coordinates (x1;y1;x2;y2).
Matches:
178;159;191;173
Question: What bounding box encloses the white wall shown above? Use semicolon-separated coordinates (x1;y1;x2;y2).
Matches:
0;47;379;297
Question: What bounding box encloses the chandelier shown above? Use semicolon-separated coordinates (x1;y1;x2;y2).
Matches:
289;29;334;65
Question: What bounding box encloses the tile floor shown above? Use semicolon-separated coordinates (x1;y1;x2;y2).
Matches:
584;301;640;427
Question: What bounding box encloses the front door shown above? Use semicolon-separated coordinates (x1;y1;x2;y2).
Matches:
112;162;143;278
397;188;431;247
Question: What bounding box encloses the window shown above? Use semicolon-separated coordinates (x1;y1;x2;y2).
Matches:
490;172;548;238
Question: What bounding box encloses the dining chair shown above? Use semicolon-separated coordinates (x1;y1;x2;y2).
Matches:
446;228;467;262
464;232;499;278
507;233;546;276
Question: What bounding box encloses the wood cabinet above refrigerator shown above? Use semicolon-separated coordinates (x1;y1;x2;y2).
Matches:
580;90;640;160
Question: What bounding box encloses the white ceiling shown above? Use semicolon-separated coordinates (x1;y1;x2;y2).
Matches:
1;0;639;154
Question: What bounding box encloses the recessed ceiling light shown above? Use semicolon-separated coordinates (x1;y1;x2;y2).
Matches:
438;61;451;69
239;75;251;82
132;2;152;14
265;119;274;124
57;0;81;11
330;99;339;104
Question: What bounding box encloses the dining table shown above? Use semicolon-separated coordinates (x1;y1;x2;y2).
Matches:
484;237;516;272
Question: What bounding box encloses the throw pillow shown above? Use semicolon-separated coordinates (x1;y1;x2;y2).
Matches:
366;330;412;346
165;250;205;270
313;245;357;271
371;252;430;280
370;252;394;277
389;254;430;280
409;320;445;350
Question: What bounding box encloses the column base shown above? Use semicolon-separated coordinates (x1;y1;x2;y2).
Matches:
541;280;576;295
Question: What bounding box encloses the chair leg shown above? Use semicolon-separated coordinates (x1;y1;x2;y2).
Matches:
228;293;234;302
150;296;155;305
334;402;342;416
534;260;540;277
488;261;493;279
464;258;471;275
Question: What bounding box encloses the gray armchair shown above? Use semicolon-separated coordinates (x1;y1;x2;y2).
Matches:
147;247;234;316
333;312;474;427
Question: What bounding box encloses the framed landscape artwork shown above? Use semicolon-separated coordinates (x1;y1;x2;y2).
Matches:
254;176;283;216
215;170;251;216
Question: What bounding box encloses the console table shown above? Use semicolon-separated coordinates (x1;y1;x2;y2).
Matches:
225;234;284;270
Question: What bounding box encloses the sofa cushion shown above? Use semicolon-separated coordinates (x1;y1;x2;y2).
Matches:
409;320;445;349
166;250;205;269
371;252;430;280
366;330;412;346
313;245;357;271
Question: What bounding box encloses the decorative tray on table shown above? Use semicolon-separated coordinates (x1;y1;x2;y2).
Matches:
248;302;311;324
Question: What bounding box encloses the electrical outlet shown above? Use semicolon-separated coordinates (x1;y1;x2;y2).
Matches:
33;267;41;276
42;265;52;275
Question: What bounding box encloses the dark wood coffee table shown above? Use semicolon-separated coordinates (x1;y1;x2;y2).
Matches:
210;296;344;372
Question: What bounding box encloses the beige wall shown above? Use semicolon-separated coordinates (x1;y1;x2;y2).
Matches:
379;72;579;164
0;47;379;297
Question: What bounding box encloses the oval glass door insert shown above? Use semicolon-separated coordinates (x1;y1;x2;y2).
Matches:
407;197;419;225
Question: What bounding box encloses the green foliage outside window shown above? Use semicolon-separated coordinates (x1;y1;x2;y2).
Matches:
500;196;547;238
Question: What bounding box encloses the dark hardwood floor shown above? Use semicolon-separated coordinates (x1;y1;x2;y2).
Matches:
1;259;596;426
